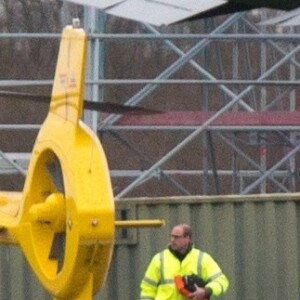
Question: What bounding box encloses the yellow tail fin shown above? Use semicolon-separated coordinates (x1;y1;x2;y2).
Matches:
50;19;87;123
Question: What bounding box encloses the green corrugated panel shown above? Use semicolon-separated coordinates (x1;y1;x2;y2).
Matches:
98;195;300;300
1;194;300;300
0;247;49;300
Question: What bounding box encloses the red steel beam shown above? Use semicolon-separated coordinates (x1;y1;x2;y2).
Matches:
109;111;300;126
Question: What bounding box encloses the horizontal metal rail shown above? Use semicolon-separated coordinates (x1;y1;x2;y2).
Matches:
0;79;299;87
1;33;300;41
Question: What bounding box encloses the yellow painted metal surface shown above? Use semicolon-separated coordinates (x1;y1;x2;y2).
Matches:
115;219;164;228
0;24;115;299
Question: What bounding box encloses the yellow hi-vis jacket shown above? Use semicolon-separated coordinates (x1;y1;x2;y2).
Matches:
140;247;229;300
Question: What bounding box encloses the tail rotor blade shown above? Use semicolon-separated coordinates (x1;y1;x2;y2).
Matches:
46;157;65;194
45;156;66;273
49;232;66;273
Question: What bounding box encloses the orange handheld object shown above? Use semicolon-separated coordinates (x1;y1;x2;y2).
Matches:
174;275;210;300
174;275;192;298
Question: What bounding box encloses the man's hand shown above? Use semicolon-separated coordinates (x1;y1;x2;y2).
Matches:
188;286;207;300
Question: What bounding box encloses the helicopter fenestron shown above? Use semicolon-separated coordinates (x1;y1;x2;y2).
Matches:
0;20;163;300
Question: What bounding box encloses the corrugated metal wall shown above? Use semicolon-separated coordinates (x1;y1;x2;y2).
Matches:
0;246;50;300
0;194;300;300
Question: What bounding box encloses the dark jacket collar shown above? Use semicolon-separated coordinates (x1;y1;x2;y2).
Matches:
168;243;193;262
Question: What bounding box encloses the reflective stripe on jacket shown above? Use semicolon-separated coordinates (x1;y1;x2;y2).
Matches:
140;247;229;300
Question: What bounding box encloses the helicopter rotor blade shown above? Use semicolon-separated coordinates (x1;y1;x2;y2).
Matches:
46;158;65;194
0;90;161;114
82;99;160;114
45;156;66;273
48;232;66;273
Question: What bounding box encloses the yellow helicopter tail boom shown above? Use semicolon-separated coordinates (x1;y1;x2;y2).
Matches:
0;191;22;244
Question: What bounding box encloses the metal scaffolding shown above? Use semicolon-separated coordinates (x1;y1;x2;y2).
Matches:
0;7;299;198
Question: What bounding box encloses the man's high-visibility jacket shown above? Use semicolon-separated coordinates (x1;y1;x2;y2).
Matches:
140;247;229;300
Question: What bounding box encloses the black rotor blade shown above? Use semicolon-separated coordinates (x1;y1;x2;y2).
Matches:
46;156;66;273
0;90;50;103
0;90;161;114
49;232;66;273
46;158;65;194
83;99;160;114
